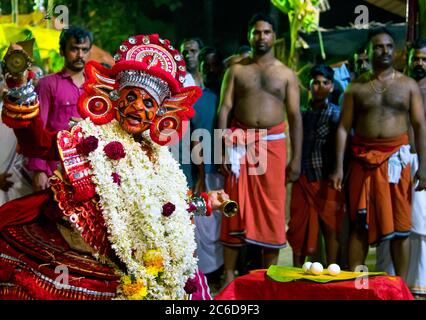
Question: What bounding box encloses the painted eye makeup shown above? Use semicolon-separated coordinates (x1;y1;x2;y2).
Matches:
143;98;154;108
127;91;137;102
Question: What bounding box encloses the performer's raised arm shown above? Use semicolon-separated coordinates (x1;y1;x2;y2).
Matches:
1;43;59;160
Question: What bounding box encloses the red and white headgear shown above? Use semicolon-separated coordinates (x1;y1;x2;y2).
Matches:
78;34;201;145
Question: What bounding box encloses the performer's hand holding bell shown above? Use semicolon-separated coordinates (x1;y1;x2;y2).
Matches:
189;189;239;217
208;189;239;218
1;42;39;128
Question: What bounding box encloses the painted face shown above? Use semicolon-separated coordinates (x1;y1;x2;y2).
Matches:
115;88;158;135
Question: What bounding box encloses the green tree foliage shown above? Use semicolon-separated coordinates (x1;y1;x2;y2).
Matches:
271;0;322;68
0;0;182;54
419;0;426;38
58;0;183;53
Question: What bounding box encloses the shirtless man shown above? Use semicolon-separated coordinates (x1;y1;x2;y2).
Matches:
330;28;426;280
411;39;426;97
376;38;426;297
218;13;302;283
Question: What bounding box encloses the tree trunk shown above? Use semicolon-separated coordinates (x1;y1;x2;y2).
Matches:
47;0;54;29
11;0;18;24
419;0;426;38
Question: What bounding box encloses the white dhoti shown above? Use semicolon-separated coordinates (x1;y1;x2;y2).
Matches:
376;153;426;294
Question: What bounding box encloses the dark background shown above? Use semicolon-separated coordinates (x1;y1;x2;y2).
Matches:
172;0;404;56
0;0;405;58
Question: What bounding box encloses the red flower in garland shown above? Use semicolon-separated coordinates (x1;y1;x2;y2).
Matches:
162;202;176;217
77;136;99;155
186;202;197;213
112;172;121;186
184;277;198;294
104;141;126;160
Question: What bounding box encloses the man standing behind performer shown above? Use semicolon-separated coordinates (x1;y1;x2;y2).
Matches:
376;38;426;297
27;26;93;191
411;39;426;91
353;47;371;79
287;64;344;268
330;28;426;280
180;38;204;87
218;13;303;284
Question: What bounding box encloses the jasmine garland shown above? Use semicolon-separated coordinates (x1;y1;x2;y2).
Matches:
79;118;197;300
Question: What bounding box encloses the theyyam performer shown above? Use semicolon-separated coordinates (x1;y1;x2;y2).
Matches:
0;34;232;300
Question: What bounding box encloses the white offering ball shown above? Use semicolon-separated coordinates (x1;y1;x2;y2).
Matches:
327;263;341;276
302;261;312;273
310;262;324;275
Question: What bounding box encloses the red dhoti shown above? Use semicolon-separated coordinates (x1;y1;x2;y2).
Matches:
287;175;345;256
220;122;287;248
349;134;412;244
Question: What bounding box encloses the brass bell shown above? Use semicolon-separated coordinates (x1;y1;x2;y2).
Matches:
3;39;34;76
4;50;31;75
220;200;239;218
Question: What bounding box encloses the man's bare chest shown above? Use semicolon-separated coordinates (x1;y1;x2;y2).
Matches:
235;69;286;99
419;81;426;100
354;83;410;112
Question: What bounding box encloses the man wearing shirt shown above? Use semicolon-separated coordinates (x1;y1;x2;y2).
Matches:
287;64;344;267
191;47;225;292
27;26;93;191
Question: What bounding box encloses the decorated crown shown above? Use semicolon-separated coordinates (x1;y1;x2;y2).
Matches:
116;70;171;104
78;34;201;145
111;34;188;98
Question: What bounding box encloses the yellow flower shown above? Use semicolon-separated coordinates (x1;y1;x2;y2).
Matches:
146;266;163;277
121;275;132;285
129;286;148;300
121;278;148;300
144;249;164;270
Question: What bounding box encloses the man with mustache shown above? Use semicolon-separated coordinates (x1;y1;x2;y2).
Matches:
218;13;303;284
411;39;426;95
330;28;426;281
376;38;426;298
27;26;93;192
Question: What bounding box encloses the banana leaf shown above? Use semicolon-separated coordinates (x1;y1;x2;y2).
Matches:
267;265;386;283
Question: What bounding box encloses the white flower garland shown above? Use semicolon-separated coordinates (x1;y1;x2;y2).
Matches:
79;118;197;300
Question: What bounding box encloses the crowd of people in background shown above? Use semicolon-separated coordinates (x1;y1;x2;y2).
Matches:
1;11;426;300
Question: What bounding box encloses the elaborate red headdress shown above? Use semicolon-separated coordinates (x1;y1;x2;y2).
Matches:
78;34;202;145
